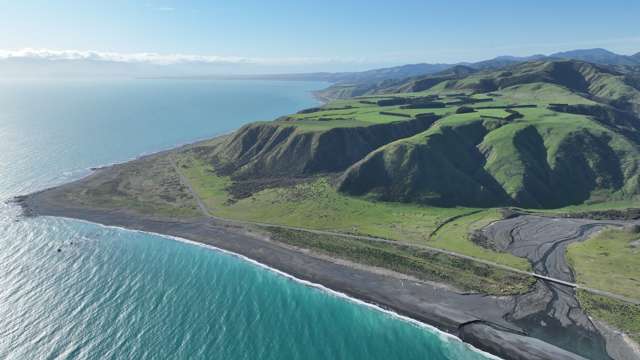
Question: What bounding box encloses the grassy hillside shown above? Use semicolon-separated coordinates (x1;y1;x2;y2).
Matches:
173;149;531;270
173;60;640;211
332;62;640;208
315;65;477;100
176;60;640;210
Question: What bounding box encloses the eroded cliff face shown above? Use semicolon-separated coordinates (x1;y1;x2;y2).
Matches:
338;119;512;207
338;117;640;208
204;109;640;209
210;114;439;179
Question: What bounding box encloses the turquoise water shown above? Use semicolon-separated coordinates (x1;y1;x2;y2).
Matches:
0;79;494;359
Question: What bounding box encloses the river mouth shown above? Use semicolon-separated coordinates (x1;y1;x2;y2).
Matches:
481;215;637;359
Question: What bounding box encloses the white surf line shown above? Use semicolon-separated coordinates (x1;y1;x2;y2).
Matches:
62;217;503;360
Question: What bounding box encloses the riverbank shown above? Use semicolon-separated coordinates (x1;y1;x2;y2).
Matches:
17;173;594;360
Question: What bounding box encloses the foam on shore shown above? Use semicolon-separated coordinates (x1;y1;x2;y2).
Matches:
51;215;503;360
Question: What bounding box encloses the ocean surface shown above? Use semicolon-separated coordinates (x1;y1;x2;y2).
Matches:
0;78;494;359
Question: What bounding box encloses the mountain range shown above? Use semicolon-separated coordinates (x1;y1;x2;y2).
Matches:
1;48;638;80
256;48;640;86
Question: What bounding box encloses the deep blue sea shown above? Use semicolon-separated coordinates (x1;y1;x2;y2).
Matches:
0;78;495;359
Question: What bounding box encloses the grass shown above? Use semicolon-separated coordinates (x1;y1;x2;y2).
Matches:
430;209;530;270
568;228;640;345
190;171;465;240
396;112;493;146
289;99;402;124
496;83;595;106
268;227;535;296
532;200;640;214
174;151;531;271
478;108;611;203
477;108;512;118
577;290;640;344
284;95;455;131
567;228;640;300
372;100;640;209
175;155;417;236
240;79;638;209
63;155;201;218
174;154;231;212
87;196;198;218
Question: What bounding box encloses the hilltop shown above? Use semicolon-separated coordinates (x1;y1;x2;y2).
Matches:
315;49;640;100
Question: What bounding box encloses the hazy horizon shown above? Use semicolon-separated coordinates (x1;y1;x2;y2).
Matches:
1;0;639;76
0;46;637;79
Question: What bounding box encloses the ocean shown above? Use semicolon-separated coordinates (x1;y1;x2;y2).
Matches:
0;78;495;360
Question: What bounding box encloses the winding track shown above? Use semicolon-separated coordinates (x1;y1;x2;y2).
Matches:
169;156;640;306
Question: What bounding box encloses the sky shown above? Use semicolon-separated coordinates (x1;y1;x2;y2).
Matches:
0;0;639;73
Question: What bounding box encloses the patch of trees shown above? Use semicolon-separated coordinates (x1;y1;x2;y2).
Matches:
376;96;443;107
400;101;446;109
480;110;523;121
379;111;412;118
415;112;438;119
447;97;494;106
297;107;323;114
377;98;408;106
456;106;476;114
475;104;537;109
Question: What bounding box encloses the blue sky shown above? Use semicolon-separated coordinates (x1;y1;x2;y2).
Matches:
1;0;639;72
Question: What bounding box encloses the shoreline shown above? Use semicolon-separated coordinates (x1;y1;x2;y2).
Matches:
16;184;592;360
72;216;503;360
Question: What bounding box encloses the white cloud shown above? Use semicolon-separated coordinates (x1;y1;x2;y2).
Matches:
0;48;366;66
155;6;175;11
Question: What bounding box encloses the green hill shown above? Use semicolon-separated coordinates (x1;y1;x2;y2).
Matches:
315;65;477;100
207;60;640;209
210;114;439;179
